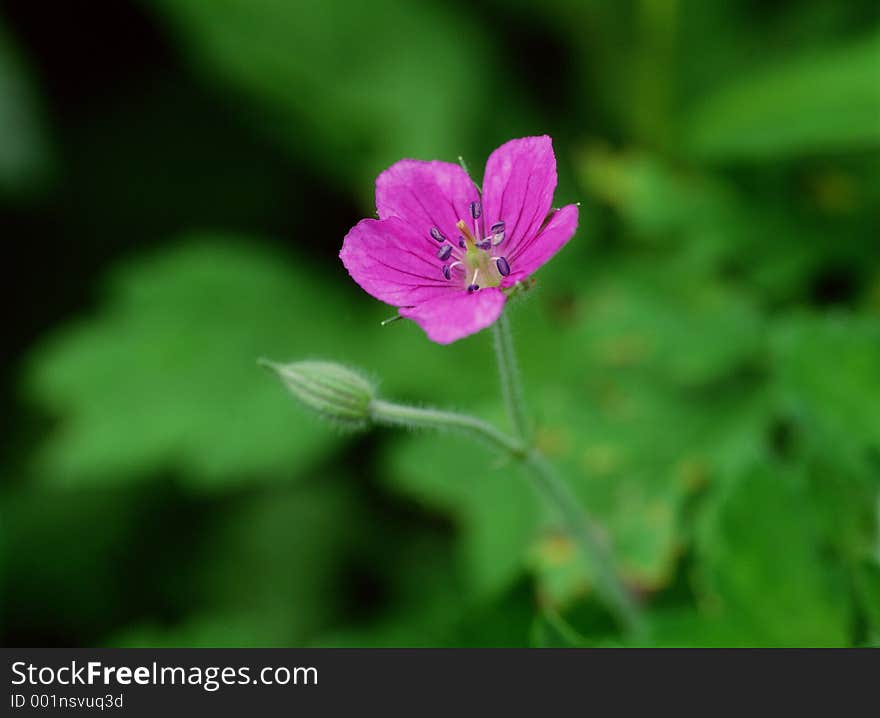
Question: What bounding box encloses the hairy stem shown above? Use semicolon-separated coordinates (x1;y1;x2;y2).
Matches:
369;395;645;640
370;399;524;457
491;310;645;640
492;311;531;442
522;449;646;640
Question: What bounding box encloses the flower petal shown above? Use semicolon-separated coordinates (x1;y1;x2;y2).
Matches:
399;287;506;344
482;136;557;257
504;204;579;283
340;217;453;308
376;159;480;242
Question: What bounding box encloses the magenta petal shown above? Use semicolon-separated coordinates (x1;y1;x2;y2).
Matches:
376;159;480;240
340;217;453;307
400;288;506;344
506;204;579;280
482;136;557;257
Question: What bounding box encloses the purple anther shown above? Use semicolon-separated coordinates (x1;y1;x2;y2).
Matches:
490;220;506;246
496;257;511;277
442;264;451;280
467;284;480;293
458;237;466;249
469;201;481;219
477;240;491;250
430;227;446;242
437;244;452;261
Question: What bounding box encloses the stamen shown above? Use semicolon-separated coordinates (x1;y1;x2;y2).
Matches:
442;264;451;280
430;227;446;242
490;221;505;246
495;256;511;277
467;284;480;293
436;244;452;261
458;237;466;249
469;201;481;220
477;240;491;250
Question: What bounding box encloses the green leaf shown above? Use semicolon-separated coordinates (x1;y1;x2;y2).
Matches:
567;273;763;386
771;316;880;641
854;558;880;644
529;608;589;648
577;147;736;240
694;463;851;646
382;274;770;611
684;32;880;161
772;312;880;451
24;238;367;489
527;377;765;607
513;274;769;607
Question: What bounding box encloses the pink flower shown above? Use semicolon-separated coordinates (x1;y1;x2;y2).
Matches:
339;135;578;344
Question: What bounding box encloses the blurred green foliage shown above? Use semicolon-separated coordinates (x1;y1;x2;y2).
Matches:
2;0;879;647
0;20;53;196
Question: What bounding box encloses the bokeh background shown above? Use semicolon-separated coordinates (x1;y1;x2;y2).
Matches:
2;0;879;647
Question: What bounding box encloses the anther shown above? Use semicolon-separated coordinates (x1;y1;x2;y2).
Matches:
458;237;466;249
490;221;505;246
469;201;481;219
442;264;451;280
437;244;452;261
430;227;446;242
467;284;480;293
496;256;511;277
477;240;491;250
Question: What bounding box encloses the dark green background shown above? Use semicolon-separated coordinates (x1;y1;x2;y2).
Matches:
2;0;879;647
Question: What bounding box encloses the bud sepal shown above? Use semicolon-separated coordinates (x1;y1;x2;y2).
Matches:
260;359;375;429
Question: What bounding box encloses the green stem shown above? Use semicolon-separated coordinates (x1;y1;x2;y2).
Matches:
369;396;646;640
492;311;531;442
369;399;524;457
491;310;646;641
522;449;646;640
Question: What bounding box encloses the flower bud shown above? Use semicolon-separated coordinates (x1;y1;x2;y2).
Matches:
260;359;375;428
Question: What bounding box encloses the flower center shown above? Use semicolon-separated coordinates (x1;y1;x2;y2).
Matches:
430;201;510;293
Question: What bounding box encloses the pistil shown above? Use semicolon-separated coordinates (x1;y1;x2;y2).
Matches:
437;213;508;290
